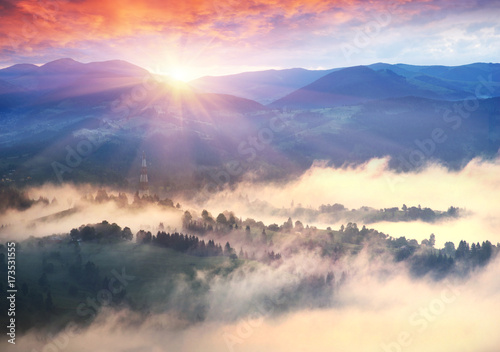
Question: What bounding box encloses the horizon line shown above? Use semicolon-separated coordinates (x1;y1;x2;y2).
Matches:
1;58;499;82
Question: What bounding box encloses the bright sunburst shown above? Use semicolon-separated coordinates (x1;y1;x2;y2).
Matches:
167;66;190;82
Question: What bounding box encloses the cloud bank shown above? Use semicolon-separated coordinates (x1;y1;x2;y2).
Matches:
199;156;500;246
2;156;500;351
1;0;499;77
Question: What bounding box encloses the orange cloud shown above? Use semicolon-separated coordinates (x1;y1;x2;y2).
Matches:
0;0;495;74
0;0;438;56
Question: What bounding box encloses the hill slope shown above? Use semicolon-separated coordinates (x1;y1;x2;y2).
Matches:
189;67;338;105
0;59;499;190
270;66;464;108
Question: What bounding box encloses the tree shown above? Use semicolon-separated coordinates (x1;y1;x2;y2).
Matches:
116;192;128;207
429;234;436;248
345;223;358;235
447;206;459;217
80;226;96;241
342;223;361;244
133;191;141;204
471;243;478;258
121;227;133;241
182;211;193;228
136;230;152;243
455;240;470;260
224;242;234;256
216;213;228;226
443;242;456;257
326;271;335;286
70;228;80;241
267;224;279;232
159;197;174;207
95;189;109;203
282;217;293;232
421;208;436;221
408;239;419;246
261;229;267;244
390;236;409;248
228;213;237;227
360;225;368;236
202;210;214;224
479;241;493;265
294;220;304;231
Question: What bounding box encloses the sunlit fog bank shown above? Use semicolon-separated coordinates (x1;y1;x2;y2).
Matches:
1;156;499;247
197;157;500;246
369;216;500;249
203;157;500;213
1;155;499;352
0;183;182;241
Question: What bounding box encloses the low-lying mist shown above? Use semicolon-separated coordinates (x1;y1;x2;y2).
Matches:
2;156;499;246
1;156;499;351
7;249;500;352
0;183;182;241
196;156;500;246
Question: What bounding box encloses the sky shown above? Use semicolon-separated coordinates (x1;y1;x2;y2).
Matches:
0;0;499;80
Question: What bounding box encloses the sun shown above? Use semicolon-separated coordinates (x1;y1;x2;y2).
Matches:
149;63;200;82
167;66;190;82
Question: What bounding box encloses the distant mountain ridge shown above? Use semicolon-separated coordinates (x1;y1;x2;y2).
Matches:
0;58;276;190
2;59;499;106
276;64;499;108
0;58;149;98
0;58;499;189
270;66;440;108
0;58;148;78
189;67;340;105
190;62;500;108
0;58;266;110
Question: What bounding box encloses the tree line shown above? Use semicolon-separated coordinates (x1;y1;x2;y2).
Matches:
138;230;235;258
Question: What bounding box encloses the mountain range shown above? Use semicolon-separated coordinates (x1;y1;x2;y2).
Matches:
193;62;500;108
189;67;339;105
0;58;499;192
